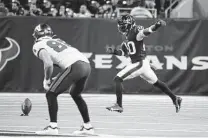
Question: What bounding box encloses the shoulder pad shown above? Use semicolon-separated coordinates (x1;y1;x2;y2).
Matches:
35;39;41;43
137;25;144;30
52;35;59;39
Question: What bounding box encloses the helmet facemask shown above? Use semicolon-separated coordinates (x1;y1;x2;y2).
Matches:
33;24;53;41
117;14;135;36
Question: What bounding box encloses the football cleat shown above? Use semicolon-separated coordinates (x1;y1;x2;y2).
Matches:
106;103;123;113
174;97;182;113
73;126;94;135
36;125;58;135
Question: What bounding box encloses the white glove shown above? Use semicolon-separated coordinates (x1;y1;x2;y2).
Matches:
43;79;51;91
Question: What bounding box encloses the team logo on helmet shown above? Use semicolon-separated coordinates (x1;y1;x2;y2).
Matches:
0;37;20;71
117;14;135;35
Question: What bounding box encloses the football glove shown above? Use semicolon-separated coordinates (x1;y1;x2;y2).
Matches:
106;45;116;54
156;19;166;27
43;79;51;91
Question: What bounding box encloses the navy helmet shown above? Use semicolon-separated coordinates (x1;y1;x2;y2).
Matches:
117;14;135;35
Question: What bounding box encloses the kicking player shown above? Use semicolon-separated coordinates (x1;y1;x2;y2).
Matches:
32;24;94;135
106;14;182;113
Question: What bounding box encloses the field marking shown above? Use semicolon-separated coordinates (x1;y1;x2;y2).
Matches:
1;114;208;121
58;120;208;126
0;94;208;137
0;105;208;110
0;114;206;120
0;125;208;133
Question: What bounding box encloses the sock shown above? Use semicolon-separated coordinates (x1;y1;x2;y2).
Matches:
50;122;58;128
46;92;58;123
116;82;124;107
153;80;176;102
83;122;92;129
72;95;90;123
114;77;124;107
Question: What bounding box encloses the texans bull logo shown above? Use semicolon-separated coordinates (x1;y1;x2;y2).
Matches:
0;37;20;71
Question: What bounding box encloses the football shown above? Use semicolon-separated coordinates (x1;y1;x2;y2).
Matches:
21;98;32;116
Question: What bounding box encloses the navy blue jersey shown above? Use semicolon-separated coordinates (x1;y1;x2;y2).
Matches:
121;25;146;63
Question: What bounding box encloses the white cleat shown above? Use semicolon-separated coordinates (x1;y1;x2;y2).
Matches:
36;126;58;135
73;126;94;135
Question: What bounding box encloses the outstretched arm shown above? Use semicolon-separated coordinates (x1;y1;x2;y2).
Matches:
143;19;166;36
136;19;166;41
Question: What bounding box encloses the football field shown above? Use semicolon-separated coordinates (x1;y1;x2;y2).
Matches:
0;93;208;138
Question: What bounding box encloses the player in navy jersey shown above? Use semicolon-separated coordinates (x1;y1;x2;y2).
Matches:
106;14;182;113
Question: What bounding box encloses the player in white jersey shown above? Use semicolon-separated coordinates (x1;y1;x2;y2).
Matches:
32;24;94;135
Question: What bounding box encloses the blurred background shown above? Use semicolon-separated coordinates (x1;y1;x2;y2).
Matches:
0;0;206;18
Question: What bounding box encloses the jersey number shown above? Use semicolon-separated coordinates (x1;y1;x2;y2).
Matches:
126;41;145;55
47;40;69;52
126;41;136;55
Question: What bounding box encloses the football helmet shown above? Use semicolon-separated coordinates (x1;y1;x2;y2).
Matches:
117;14;135;35
32;23;53;40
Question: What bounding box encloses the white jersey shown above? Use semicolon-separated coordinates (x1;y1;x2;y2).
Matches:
32;36;89;69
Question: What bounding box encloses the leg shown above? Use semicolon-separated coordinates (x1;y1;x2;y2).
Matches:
153;80;182;113
114;76;124;107
69;65;94;135
106;62;143;113
46;92;58;123
46;67;73;125
36;67;73;135
106;76;124;113
153;80;176;102
140;59;182;113
70;77;90;124
140;59;176;101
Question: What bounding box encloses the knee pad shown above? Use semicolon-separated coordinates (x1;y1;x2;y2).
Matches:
114;76;123;83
